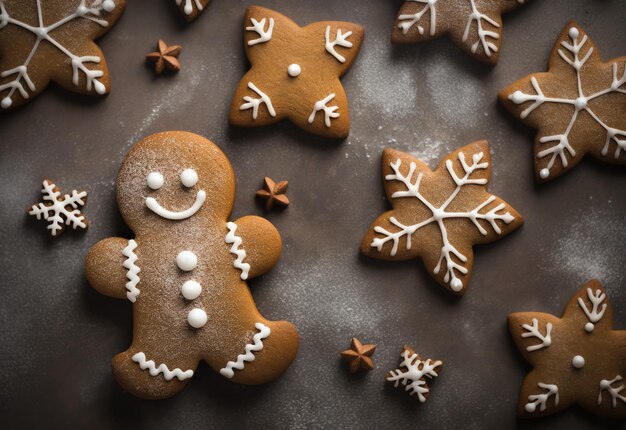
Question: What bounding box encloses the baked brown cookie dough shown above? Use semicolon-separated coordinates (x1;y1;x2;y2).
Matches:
360;141;523;296
229;6;364;139
391;0;529;65
499;21;626;181
85;131;298;400
508;280;626;419
0;0;125;111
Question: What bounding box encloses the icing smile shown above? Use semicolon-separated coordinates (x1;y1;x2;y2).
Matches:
145;169;206;220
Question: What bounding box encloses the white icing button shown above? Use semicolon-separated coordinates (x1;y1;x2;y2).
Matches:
180;169;198;188
539;168;550;179
103;0;115;12
574;97;587;110
572;355;585;369
181;280;202;300
585;322;594;333
1;96;13;109
524;403;536;413
569;27;579;40
288;63;301;78
147;172;164;190
187;308;207;329
176;251;198;271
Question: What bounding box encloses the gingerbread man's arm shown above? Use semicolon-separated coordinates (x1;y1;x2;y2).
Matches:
85;237;132;300
227;216;282;280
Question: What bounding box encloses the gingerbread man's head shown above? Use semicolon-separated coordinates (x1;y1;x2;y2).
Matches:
116;131;235;234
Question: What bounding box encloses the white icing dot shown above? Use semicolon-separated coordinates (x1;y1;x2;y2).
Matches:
585;322;594;333
147;172;164;190
574;97;587;110
450;278;463;292
569;27;579;40
510;91;524;104
288;64;301;78
539;168;550;179
1;97;12;109
180;169;198;188
572;355;585;369
601;380;611;389
77;5;87;15
181;280;202;300
94;80;106;95
176;251;197;271
187;308;207;328
525;403;536;413
103;0;115;12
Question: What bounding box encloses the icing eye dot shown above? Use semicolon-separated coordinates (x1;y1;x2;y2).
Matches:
180;169;199;188
147;172;164;190
181;280;202;300
288;64;301;78
187;308;208;329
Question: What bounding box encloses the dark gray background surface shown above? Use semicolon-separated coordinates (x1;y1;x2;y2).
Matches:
1;0;625;428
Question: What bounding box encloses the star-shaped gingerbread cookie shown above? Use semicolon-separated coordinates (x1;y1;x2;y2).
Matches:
508;280;626;419
174;0;210;22
391;0;530;65
360;141;523;295
0;0;125;111
229;6;364;139
499;21;626;181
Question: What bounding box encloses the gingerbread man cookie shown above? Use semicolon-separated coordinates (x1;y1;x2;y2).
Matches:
508;280;626;419
391;0;529;65
85;131;298;399
361;141;523;295
0;0;125;111
499;21;626;181
229;6;364;139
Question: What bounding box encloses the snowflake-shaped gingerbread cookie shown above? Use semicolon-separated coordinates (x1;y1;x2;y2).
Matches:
0;0;125;111
500;21;626;181
229;6;364;139
361;141;523;295
391;0;529;65
29;179;88;237
387;346;443;403
509;280;626;419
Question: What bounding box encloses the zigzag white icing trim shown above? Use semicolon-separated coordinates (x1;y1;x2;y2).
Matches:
122;239;140;302
132;352;194;381
225;222;251;280
220;322;270;378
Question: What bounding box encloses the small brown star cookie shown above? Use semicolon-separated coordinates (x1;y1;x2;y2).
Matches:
360;141;523;296
146;40;181;74
508;280;626;419
387;346;443;403
229;6;364;139
499;21;626;181
256;177;289;211
340;338;376;373
0;0;125;111
391;0;530;65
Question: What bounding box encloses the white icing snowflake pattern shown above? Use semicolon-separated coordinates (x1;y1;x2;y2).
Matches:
29;180;88;237
369;145;517;292
505;24;626;179
386;347;442;403
0;0;122;110
599;376;626;408
521;318;552;352
394;0;527;62
525;383;559;413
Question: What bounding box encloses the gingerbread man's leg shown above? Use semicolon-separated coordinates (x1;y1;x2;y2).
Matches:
112;342;198;400
203;295;298;385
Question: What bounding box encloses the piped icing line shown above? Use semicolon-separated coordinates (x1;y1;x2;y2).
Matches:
176;0;203;16
325;25;353;63
225;222;251;280
599;376;626;408
219;322;270;378
122;239;140;302
132;352;194;381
